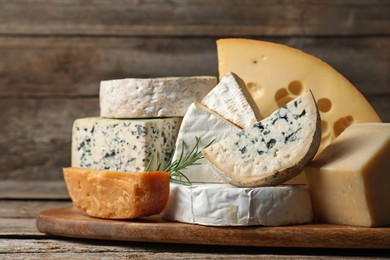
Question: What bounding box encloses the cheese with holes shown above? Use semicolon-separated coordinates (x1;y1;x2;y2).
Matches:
161;183;313;226
71;117;181;172
201;72;262;128
305;123;390;227
100;76;217;118
203;91;321;187
171;103;240;183
217;39;381;183
63;167;170;219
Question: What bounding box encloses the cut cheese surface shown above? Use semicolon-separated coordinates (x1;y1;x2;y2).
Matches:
63;168;170;219
100;76;217;118
161;183;313;226
201;72;262;128
203;91;321;187
172;103;240;183
71;117;181;172
217;38;381;159
305;123;390;227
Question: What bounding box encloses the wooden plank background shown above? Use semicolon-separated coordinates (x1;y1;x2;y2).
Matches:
0;0;389;181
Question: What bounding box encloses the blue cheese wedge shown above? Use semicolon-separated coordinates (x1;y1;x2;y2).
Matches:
71;117;182;172
100;76;217;118
161;183;313;226
172;103;240;183
203;90;321;187
201;72;262;128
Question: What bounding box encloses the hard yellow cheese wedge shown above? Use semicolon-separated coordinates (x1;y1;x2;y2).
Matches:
217;39;381;157
305;123;390;227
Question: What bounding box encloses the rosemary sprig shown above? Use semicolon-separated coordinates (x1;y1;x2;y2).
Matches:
145;137;214;186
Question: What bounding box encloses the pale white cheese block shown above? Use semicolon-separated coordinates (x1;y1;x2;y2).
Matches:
100;76;217;118
161;183;314;226
171;103;240;183
71;117;182;172
201;72;262;128
203;90;321;187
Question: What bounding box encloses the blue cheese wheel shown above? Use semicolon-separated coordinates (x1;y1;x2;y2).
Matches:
203;90;321;187
71;117;182;172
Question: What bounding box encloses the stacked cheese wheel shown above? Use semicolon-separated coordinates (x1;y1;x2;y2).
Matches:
65;76;217;219
161;72;320;226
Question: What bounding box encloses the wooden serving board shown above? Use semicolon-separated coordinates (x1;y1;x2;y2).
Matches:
36;207;390;249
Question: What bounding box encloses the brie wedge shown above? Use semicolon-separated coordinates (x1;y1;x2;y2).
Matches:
171;103;240;183
201;72;262;128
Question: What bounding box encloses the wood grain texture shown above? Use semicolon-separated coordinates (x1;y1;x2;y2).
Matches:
1;199;389;258
2;238;387;259
0;0;389;36
0;198;388;258
0;36;388;97
0;218;41;235
0;200;71;218
367;95;390;122
0;181;69;199
0;98;98;180
36;207;390;249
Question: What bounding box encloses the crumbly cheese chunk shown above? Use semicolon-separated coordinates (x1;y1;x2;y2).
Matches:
203;91;321;187
172;103;240;183
71;117;181;172
63;168;170;219
100;76;217;118
306;123;390;227
161;183;313;226
201;72;262;128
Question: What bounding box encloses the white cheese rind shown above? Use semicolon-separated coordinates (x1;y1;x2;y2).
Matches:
161;183;313;226
71;117;182;172
100;76;217;118
201;72;262;128
203;90;321;187
171;103;240;183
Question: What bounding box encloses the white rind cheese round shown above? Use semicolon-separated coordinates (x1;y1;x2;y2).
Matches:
100;76;217;118
161;183;313;226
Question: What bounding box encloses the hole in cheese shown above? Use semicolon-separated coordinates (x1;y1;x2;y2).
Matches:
288;80;303;95
275;88;294;108
334;115;354;138
318;98;332;113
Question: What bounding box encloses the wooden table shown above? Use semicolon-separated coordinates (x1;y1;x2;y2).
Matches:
1;181;389;259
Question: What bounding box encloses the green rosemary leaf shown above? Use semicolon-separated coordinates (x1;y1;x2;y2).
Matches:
204;138;215;148
144;137;214;186
144;153;154;172
156;153;162;171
